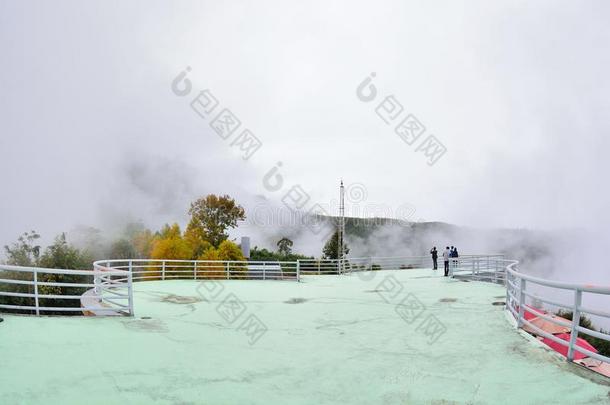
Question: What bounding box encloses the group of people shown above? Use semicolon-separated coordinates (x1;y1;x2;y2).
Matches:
429;246;459;277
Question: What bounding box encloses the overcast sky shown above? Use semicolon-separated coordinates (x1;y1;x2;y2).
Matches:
1;0;609;250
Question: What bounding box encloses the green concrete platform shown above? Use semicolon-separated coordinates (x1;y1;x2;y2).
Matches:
1;269;609;404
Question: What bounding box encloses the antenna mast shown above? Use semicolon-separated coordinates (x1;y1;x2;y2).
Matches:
338;180;345;273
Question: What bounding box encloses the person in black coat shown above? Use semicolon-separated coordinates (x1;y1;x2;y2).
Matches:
429;247;438;270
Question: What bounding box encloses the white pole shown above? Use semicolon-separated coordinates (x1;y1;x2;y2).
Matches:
567;290;582;361
127;270;134;316
161;261;166;280
338;180;345;274
296;261;301;282
33;268;40;316
518;278;526;328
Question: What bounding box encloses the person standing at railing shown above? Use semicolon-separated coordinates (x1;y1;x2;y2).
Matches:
430;247;438;270
443;246;451;276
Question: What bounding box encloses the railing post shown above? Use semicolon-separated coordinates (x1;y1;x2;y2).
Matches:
318;260;321;275
262;263;266;280
127;269;134;316
194;261;197;280
226;262;230;280
505;271;510;310
93;266;100;297
567;289;582;361
296;260;301;282
161;261;166;280
517;278;526;328
33;268;40;316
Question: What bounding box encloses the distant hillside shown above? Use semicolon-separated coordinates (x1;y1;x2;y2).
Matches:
311;214;563;278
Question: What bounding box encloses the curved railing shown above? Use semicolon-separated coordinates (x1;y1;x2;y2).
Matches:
504;261;610;365
0;264;132;316
4;253;610;371
448;255;507;283
449;255;610;371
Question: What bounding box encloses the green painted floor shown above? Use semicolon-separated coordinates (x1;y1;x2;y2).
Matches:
1;269;609;404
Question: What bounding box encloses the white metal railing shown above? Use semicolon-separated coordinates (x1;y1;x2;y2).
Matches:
0;264;132;316
4;252;610;372
340;256;431;273
504;261;610;364
93;259;301;283
451;255;610;367
449;255;507;283
298;259;342;275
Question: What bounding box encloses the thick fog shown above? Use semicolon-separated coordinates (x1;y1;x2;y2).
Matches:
1;1;609;287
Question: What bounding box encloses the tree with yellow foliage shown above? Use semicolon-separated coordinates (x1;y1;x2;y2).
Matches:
217;240;245;261
149;224;193;279
184;222;212;259
196;240;245;279
188;194;245;248
131;228;154;258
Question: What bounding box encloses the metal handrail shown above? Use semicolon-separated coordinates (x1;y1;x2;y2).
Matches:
455;258;610;367
0;264;131;316
504;261;610;364
3;253;610;373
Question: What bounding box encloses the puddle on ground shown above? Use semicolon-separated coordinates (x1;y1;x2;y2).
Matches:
284;297;307;304
161;294;202;304
492;301;505;306
439;298;457;303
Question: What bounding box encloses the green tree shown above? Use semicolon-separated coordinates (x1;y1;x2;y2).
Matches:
38;233;92;270
322;230;349;260
36;233;93;312
249;246;313;262
188;194;245;247
276;237;293;256
556;310;610;357
1;231;41;312
3;231;41;266
108;238;136;259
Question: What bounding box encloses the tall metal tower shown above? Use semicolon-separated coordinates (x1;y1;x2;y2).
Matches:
338;180;345;273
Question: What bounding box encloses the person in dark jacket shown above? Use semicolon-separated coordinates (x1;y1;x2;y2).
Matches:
430;247;438;270
442;246;451;276
451;246;459;270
